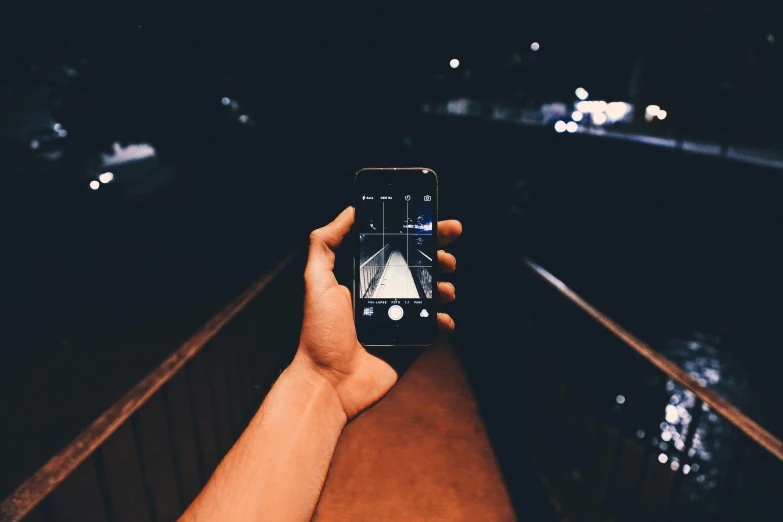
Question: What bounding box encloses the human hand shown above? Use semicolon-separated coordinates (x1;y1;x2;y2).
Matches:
292;206;462;420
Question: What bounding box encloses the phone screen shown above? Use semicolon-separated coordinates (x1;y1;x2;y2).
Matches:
353;168;439;346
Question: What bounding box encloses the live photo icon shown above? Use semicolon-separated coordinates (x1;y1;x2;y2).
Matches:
424;195;431;201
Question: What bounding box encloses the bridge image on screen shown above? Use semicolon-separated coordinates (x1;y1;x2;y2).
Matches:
359;199;433;299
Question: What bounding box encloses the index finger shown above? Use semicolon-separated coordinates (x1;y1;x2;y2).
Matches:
305;206;354;291
438;220;463;247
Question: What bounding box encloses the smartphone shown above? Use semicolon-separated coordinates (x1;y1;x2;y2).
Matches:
353;167;439;346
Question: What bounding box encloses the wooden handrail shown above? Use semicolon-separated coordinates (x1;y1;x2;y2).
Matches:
0;245;305;522
522;256;783;463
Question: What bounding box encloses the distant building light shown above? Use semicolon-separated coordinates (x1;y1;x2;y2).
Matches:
53;123;62;132
767;33;776;44
90;180;100;190
57;129;68;138
592;112;608;125
572;111;583;122
646;104;661;117
566;121;578;133
636;429;645;439
658;109;668;120
99;172;114;184
554;120;567;133
661;431;672;441
658;453;668;464
221;97;230;106
30;139;40;150
674;439;685;451
670;460;680;471
450;58;460;69
575;87;589;101
530;42;540;51
682;464;691;475
615;395;625;405
239;114;249;123
101;142;157;167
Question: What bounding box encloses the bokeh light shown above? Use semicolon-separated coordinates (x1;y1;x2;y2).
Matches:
592;112;607;125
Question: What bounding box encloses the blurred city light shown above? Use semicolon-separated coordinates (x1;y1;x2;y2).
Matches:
682;464;691;475
90;180;100;190
658;453;668;464
221;97;230;106
530;42;540;51
450;58;460;69
101;142;156;167
99;172;114;184
592;112;607;125
658;110;668;120
575;87;589;100
636;429;645;438
446;98;470;115
554;120;567;133
606;102;633;122
572;110;583;122
566;121;578;133
53;123;62;132
670;460;680;471
645;104;661;121
615;394;625;404
30;139;39;150
239;114;249;123
57;129;68;137
576;100;608;114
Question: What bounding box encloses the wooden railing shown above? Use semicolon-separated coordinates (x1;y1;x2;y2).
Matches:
518;256;783;521
523;257;783;463
0;246;305;522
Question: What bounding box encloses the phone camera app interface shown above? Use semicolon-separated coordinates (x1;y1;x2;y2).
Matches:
358;194;434;302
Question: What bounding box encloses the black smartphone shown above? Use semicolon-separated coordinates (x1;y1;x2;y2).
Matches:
353;167;439;346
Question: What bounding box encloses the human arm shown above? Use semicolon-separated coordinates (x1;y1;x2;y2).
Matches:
180;207;462;521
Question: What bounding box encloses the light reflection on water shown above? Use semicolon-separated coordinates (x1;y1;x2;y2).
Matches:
654;331;752;500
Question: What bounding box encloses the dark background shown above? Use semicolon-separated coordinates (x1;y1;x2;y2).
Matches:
2;0;783;515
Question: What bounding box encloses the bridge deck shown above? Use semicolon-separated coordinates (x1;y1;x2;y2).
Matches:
314;342;517;521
